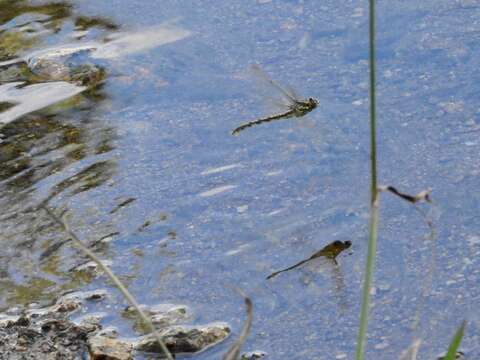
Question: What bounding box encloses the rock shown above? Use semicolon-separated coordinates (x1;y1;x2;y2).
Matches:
77;313;106;333
61;289;108;302
135;322;230;354
123;303;189;333
0;315;92;359
242;350;267;359
0;314;21;328
96;326;119;339
29;57;70;80
0;288;109;358
26;289;107;320
26;296;82;320
88;335;133;360
70;260;113;277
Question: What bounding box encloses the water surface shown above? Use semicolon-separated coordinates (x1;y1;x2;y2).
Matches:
0;0;479;359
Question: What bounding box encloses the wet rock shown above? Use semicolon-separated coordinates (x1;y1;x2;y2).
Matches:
0;290;231;359
123;303;189;332
88;335;133;360
0;314;92;359
26;295;82;320
70;259;113;277
96;326;119;339
135;322;230;354
0;288;110;358
26;289;107;321
70;63;105;86
29;57;70;80
150;304;188;327
0;40;105;88
62;289;108;302
77;313;106;333
0;314;21;328
242;350;267;359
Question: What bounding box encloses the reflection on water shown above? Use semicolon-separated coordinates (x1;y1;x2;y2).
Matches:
0;81;86;125
0;1;117;310
0;107;116;309
0;0;192;310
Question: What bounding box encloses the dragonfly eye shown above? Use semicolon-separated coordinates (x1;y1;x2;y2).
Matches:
309;98;318;106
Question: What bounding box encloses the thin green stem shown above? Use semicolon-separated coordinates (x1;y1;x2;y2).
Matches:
444;321;466;360
369;0;378;199
356;0;379;359
355;201;379;360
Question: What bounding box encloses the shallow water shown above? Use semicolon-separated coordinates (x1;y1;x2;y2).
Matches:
1;0;479;359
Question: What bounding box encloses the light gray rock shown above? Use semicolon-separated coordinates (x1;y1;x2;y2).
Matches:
88;335;133;360
123;303;189;332
135;322;230;354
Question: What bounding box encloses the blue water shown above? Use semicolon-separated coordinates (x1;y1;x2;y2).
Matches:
1;0;479;358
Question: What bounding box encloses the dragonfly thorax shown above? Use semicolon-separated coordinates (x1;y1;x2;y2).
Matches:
291;97;318;116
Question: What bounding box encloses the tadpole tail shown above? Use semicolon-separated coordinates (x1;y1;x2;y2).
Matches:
231;112;292;135
266;258;311;280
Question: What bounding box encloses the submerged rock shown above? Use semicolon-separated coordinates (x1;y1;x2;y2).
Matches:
70;259;113;278
29;56;105;86
135;322;230;354
123;303;189;333
0;42;105;89
96;326;120;339
26;289;108;320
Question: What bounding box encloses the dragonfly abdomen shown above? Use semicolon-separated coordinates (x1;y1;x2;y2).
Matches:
231;111;294;135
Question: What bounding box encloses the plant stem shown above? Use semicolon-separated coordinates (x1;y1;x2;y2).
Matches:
369;0;378;201
355;201;379;360
355;0;379;359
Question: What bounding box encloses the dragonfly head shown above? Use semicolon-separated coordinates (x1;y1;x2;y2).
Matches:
308;98;319;108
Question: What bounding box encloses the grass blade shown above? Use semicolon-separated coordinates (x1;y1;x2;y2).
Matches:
355;200;379;360
442;321;466;360
222;288;253;360
355;0;378;358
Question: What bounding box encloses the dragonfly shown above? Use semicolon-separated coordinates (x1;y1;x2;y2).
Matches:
266;240;352;280
231;65;319;135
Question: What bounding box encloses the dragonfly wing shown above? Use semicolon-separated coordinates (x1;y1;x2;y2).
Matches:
263;95;291;112
285;84;300;102
250;64;298;104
